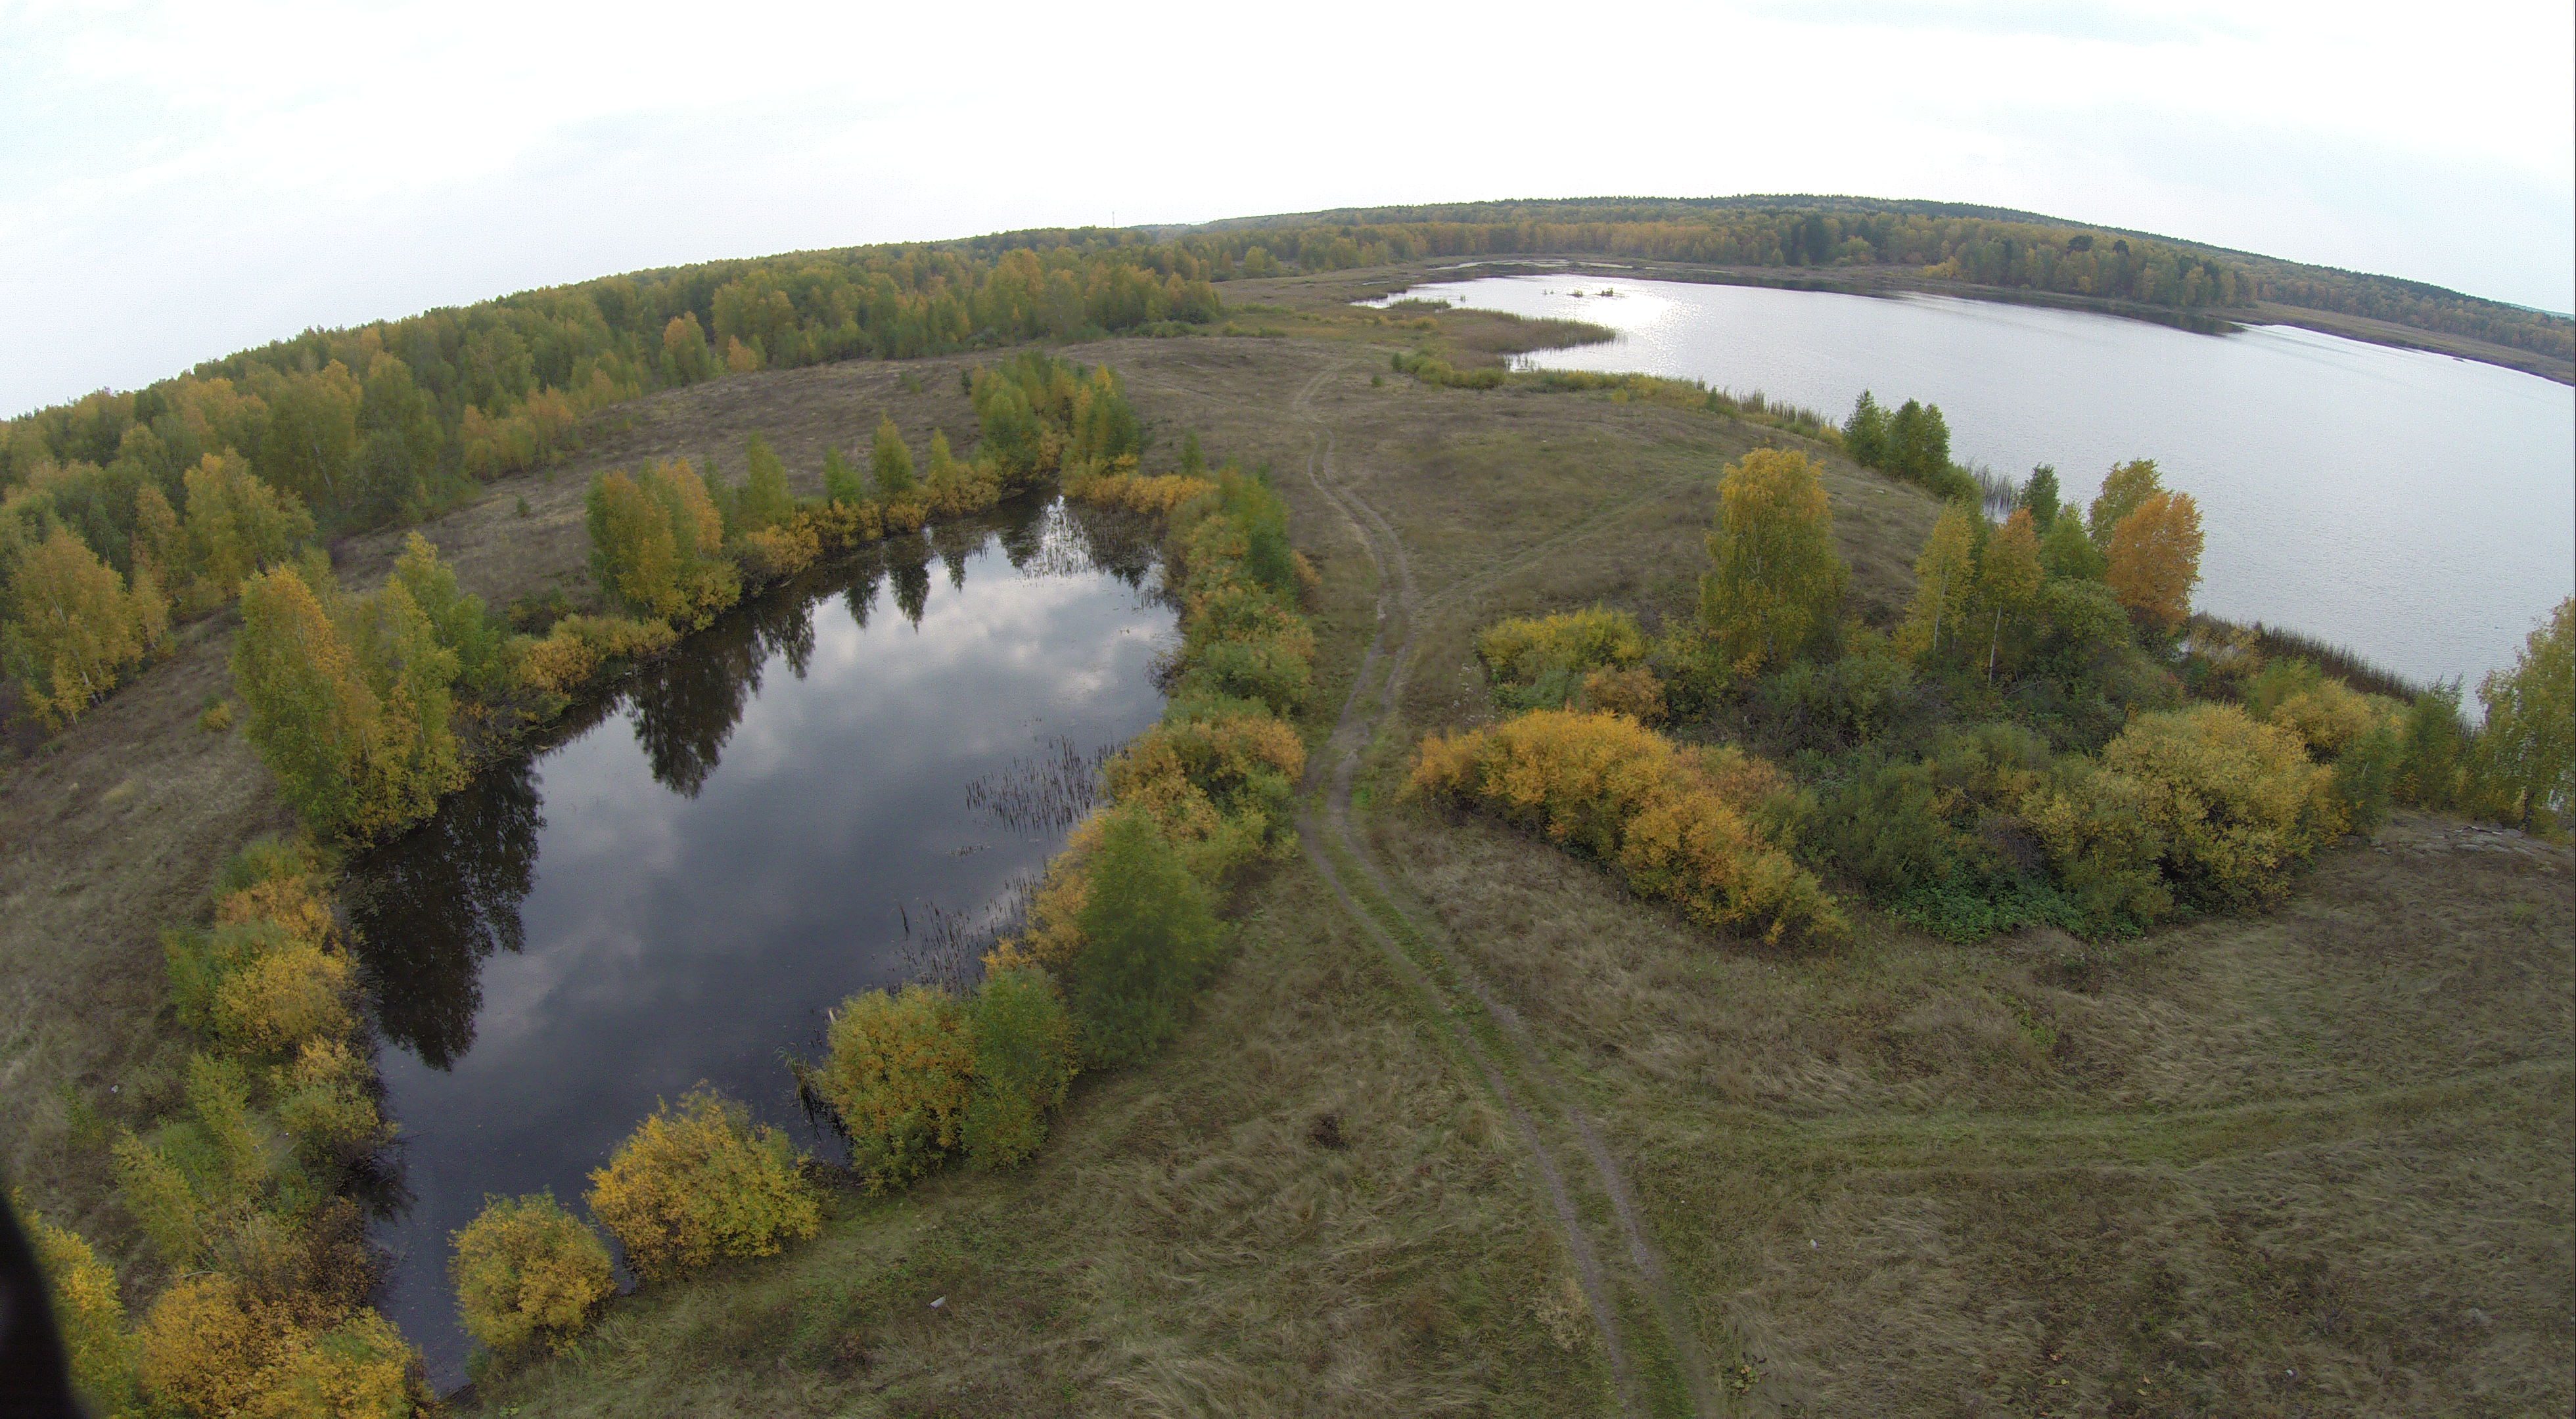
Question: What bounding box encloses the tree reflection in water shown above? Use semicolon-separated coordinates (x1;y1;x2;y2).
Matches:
346;497;1154;1074
346;748;551;1070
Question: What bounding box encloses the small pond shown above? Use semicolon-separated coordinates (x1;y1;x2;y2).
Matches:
1381;273;2575;692
346;497;1177;1386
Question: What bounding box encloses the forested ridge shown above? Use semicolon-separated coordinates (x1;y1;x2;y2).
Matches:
1201;195;2576;360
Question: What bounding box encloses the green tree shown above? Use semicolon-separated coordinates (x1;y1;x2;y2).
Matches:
2475;595;2574;829
346;577;463;828
1070;809;1220;1066
392;532;509;700
258;363;361;512
1842;390;1890;466
354;355;442;527
821;445;865;507
1973;507;2043;679
737;433;795;532
1179;429;1208;476
1887;399;1951;485
869;417;917;501
2038;508;2106;581
962;967;1079;1170
1699;447;1847;675
2022;464;2061;529
2086;459;2161;549
586;470;679;616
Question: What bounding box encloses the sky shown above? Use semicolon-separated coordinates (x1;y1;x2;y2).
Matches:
4;0;2570;418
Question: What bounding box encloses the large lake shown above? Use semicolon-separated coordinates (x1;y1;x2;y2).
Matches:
346;499;1176;1386
1392;274;2574;692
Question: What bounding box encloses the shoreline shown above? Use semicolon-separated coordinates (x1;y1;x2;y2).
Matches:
1388;256;2576;386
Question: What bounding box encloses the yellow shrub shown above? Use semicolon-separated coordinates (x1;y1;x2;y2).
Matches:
1476;608;1648;685
2100;703;2342;907
137;1274;283;1418
1409;710;1845;946
814;985;977;1192
274;1039;390;1167
113;1130;214;1267
1583;665;1667;725
1104;710;1306;878
1072;470;1215;515
2265;681;2393;760
215;876;336;949
449;1192;615;1355
248;1310;422;1419
25;1209;133;1412
735;521;820;583
518;615;679;696
584;1089;819;1282
985;813;1107;976
210;939;354;1058
2020;763;2174;930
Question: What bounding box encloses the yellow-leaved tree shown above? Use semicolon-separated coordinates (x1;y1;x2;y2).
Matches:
2104;489;2203;632
1699;448;1847;676
1972;507;2043;679
1897;501;1979;659
4;523;168;727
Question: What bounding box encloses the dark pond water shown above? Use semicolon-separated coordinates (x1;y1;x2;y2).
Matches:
345;498;1176;1386
1383;273;2575;692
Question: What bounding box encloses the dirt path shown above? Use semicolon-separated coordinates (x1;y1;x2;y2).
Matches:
1285;361;1724;1418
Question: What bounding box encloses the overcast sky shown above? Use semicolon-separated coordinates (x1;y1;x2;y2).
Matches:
4;0;2569;418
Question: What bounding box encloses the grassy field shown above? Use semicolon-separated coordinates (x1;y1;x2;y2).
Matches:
4;279;2567;1416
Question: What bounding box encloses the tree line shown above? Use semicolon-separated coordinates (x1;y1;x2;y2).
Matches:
226;353;1143;845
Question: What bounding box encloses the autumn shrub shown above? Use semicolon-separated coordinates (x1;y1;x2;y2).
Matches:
25;1207;135;1413
1070;464;1214;515
516;614;679;696
584;1089;819;1282
2393;683;2473;809
1582;665;1667;724
210;939;356;1060
449;1192;615;1355
1103;701;1305;878
2247;659;2387;758
1410;709;1845;946
1477;607;1649;711
272;1039;391;1171
961;966;1081;1170
733;520;820;583
2098;703;2341;908
2019;761;2173;932
135;1273;420;1419
813;984;975;1192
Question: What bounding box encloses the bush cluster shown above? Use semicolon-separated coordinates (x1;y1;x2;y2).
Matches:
1410;708;1846;947
448;1192;616;1356
85;843;422;1414
583;1089;821;1283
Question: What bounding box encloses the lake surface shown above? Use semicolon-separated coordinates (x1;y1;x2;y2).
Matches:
1386;275;2575;692
346;499;1176;1386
